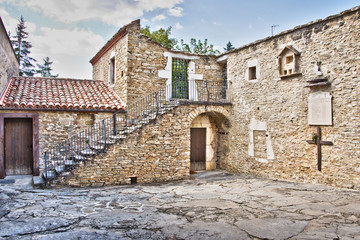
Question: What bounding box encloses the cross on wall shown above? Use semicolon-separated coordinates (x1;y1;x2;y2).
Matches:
306;126;333;171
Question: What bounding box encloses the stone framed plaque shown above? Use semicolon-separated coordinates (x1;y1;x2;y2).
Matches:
308;92;332;126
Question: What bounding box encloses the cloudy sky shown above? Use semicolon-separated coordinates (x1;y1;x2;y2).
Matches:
0;0;359;79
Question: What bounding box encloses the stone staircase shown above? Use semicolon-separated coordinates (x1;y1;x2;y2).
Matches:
41;94;180;186
39;80;230;187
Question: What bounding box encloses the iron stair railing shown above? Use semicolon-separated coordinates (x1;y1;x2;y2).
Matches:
43;80;230;184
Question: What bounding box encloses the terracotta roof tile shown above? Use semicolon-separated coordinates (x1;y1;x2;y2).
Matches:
0;77;125;112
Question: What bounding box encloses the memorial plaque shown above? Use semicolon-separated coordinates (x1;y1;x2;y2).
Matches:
308;92;332;125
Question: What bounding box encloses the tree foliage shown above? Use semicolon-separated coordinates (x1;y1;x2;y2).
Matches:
11;16;36;76
140;26;178;49
36;57;58;77
224;41;235;52
176;38;220;55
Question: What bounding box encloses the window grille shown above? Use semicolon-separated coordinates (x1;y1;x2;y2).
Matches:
172;58;188;99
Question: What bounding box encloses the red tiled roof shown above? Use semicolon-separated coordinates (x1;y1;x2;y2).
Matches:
0;77;125;112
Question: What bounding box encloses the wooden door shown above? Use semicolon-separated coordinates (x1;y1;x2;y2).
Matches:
4;118;33;175
190;128;206;171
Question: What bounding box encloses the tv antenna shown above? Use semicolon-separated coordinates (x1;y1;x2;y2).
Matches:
271;25;279;36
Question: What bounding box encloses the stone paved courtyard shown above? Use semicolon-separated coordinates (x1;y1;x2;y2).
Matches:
0;171;360;240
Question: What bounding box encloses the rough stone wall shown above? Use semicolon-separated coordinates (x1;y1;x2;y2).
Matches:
0;19;18;93
92;35;128;105
225;8;360;189
126;31;168;104
59;104;232;187
196;55;223;82
126;40;224;104
38;111;111;152
39;111;112;171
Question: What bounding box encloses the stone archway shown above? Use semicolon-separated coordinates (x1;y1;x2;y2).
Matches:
189;109;231;172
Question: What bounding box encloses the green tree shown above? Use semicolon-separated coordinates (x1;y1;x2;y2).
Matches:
176;38;220;55
224;41;235;52
140;26;178;49
11;16;36;76
36;57;59;77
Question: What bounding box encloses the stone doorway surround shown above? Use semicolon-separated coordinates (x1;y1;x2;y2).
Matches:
0;113;39;179
190;111;231;171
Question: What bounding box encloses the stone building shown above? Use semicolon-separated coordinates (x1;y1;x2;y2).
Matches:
0;6;359;190
0;17;18;93
81;6;358;189
0;77;124;178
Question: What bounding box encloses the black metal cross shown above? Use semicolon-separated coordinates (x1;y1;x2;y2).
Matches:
306;126;333;171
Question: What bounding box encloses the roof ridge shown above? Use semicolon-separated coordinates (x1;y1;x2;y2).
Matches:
219;5;360;57
90;19;140;65
14;76;100;82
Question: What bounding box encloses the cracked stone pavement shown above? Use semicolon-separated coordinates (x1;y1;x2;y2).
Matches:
0;171;360;240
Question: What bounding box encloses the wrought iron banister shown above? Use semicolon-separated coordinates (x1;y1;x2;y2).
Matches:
43;80;230;183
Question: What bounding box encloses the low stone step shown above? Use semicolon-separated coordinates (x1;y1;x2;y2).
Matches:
32;176;45;186
80;149;96;156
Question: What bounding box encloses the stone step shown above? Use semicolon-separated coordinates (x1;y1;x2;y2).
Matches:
117;130;126;135
110;135;126;140
43;170;56;179
32;176;45;186
74;154;86;161
90;144;105;151
55;165;66;173
80;149;96;156
64;159;76;166
140;119;149;124
97;139;115;145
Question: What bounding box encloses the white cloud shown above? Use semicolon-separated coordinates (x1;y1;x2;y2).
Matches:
29;27;105;79
155;25;165;30
0;8;20;34
168;6;183;17
212;21;220;26
175;22;183;29
10;0;183;27
141;18;150;24
248;24;253;30
152;14;167;22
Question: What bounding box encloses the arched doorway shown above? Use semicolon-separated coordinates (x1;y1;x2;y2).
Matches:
190;112;230;172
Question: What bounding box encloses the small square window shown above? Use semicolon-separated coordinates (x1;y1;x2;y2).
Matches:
249;66;257;80
286;55;293;64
